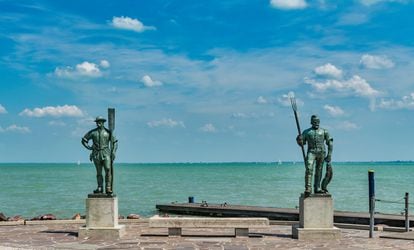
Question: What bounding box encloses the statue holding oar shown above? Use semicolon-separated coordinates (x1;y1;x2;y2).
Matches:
290;95;333;196
81;109;118;195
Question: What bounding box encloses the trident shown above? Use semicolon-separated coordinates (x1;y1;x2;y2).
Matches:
289;94;306;163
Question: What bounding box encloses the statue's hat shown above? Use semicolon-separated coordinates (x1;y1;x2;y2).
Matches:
94;116;106;122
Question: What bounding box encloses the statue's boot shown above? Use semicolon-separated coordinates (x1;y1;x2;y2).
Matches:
93;186;103;193
304;168;312;196
106;187;113;194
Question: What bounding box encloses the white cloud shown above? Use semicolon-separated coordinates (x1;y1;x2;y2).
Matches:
360;54;395;69
76;61;101;76
111;16;155;33
314;63;343;79
324;105;345;117
147;118;185;128
278;92;304;107
270;0;308;9
200;123;216;133
20;105;84;118
256;96;268;104
0;124;31;133
231;112;275;119
55;61;105;78
0;104;7;114
337;121;359;131
141;75;163;87
377;93;414;110
338;12;369;26
100;60;110;68
305;75;380;98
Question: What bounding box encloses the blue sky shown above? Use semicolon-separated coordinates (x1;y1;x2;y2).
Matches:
1;0;414;162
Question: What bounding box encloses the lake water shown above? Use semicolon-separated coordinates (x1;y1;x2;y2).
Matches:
1;162;413;219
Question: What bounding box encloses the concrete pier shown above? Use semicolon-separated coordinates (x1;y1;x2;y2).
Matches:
156;202;414;227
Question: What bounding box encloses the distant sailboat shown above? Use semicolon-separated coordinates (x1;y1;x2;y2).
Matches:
77;160;81;166
278;159;282;165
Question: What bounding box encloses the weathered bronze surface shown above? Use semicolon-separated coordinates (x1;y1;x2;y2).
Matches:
82;115;118;195
296;115;333;196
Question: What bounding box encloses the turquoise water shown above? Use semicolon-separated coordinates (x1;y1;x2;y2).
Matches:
0;162;413;219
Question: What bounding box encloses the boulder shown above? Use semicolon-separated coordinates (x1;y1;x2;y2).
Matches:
31;214;56;220
72;213;81;220
127;213;140;219
7;215;24;221
118;215;125;219
0;212;7;221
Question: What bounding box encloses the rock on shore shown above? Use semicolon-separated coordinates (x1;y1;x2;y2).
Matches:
31;214;56;221
127;213;140;219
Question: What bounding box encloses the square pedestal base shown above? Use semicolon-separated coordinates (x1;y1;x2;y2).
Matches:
78;195;124;240
292;193;341;240
78;225;125;240
292;224;341;240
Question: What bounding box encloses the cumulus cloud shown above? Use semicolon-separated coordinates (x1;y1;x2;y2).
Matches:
324;105;345;117
200;123;216;133
337;121;359;131
20;105;84;118
0;104;7;114
147;118;185;128
314;63;343;79
377;93;414;110
360;54;395;69
55;61;109;78
111;16;155;32
0;124;31;133
270;0;308;9
305;75;380;98
141;75;163;87
76;61;101;76
256;96;268;104
100;60;110;68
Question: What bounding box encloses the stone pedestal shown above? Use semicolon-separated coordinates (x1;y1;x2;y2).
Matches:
78;195;125;240
292;194;341;240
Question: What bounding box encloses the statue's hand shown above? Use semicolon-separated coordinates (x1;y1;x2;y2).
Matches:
325;155;331;163
111;153;116;161
296;135;303;146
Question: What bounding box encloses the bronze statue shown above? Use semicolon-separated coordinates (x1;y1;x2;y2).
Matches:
82;115;118;194
296;115;333;195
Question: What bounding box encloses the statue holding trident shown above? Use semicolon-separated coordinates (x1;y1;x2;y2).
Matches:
81;108;118;195
290;95;333;196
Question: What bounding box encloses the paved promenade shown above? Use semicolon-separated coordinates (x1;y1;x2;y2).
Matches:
0;220;413;249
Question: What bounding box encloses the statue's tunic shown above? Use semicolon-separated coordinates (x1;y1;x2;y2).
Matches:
82;127;117;189
83;128;115;161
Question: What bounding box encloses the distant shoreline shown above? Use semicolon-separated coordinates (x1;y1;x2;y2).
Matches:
0;161;413;164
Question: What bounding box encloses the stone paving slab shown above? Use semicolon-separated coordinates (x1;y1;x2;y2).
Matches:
380;231;414;240
0;221;414;249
